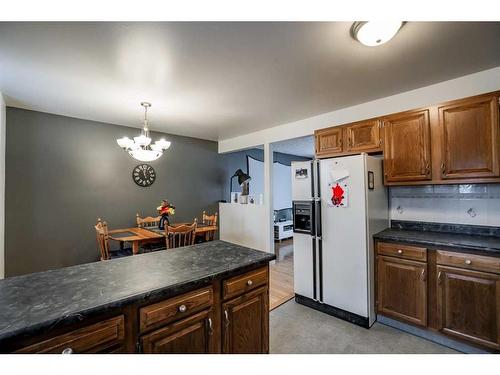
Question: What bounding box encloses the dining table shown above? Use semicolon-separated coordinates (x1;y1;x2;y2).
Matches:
108;223;219;255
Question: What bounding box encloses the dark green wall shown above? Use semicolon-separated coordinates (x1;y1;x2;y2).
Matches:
5;108;224;276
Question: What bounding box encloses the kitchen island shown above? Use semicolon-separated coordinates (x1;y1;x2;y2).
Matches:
0;240;275;353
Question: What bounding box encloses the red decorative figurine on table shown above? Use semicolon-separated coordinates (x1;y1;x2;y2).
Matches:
157;199;175;229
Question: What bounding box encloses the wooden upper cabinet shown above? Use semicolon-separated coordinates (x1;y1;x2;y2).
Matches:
377;256;427;327
437;266;500;350
382;109;432;183
438;94;500;180
315;127;343;156
344;119;382;153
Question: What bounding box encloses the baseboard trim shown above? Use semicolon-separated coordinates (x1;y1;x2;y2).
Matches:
295;294;370;329
377;315;491;354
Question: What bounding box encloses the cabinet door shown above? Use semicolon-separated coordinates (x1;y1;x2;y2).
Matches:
141;310;216;353
437;266;500;350
377;256;427;327
315;127;343;156
222;287;268;354
345;119;381;153
438;95;500;179
383;109;431;183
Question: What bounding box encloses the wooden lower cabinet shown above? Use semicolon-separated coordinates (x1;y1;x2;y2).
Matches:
436;266;500;350
141;310;216;354
377;256;427;327
376;241;500;352
222;287;269;354
9;266;270;354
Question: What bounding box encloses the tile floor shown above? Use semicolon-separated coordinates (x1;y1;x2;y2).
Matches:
270;300;458;354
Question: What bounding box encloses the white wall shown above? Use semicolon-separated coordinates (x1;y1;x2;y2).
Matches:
219;66;500;153
247;157;292;211
390;185;500;226
219;203;270;252
0;92;5;279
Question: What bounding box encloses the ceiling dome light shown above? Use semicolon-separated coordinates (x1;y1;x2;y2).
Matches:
351;21;404;47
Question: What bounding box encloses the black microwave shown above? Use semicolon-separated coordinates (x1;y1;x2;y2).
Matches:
293;201;314;235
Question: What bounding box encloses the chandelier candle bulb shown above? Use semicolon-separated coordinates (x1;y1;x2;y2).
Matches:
116;102;171;162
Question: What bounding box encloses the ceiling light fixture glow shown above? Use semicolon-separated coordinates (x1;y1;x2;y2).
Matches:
351;21;404;47
116;102;171;162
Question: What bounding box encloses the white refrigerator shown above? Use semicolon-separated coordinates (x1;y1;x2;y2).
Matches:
292;154;388;327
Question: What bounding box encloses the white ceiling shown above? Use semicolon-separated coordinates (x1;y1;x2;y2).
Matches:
1;22;500;141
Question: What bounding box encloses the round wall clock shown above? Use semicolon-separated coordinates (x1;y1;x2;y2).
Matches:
132;164;156;187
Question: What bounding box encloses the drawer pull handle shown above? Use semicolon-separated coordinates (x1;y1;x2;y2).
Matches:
207;318;213;335
421;269;426;281
438;271;442;284
397;249;403;254
62;347;73;354
247;279;253;286
464;259;472;265
178;304;187;313
224;310;230;327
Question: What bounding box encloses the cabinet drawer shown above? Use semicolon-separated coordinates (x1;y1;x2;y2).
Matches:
437;250;500;274
223;267;268;300
377;242;427;262
140;287;213;333
16;315;125;354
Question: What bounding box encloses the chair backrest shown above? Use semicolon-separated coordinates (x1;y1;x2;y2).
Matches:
136;213;161;228
165;219;197;249
202;211;218;226
95;218;110;261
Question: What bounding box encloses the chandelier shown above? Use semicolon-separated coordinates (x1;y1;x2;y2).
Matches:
116;102;171;162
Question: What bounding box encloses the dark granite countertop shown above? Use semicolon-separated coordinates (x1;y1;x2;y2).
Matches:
374;221;500;256
0;240;275;345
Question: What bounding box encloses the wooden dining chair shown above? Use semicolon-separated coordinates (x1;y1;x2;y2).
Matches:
136;213;161;228
201;211;218;241
165;219;198;249
136;213;165;252
95;218;132;261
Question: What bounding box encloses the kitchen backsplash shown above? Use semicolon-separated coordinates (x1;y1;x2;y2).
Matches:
389;184;500;227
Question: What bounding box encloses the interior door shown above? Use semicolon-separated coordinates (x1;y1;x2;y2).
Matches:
319;155;369;317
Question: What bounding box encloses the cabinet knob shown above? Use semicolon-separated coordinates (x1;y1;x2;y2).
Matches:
246;279;253;286
464;259;472;265
178;304;187;313
62;347;73;354
397;249;403;254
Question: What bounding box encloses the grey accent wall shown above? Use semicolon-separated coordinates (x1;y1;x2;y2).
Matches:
6;108;224;277
220;148;311;201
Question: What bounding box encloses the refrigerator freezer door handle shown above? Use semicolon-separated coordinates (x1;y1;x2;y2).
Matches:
310;160;315;199
316;160;321;198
